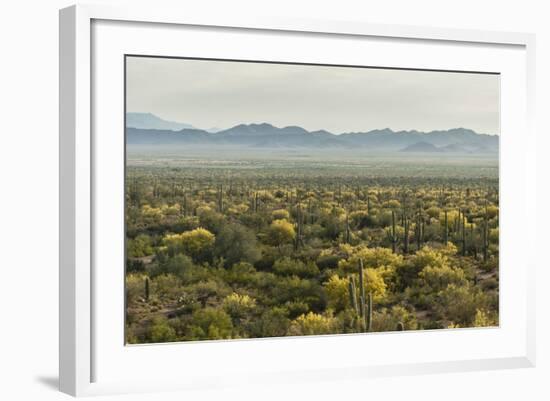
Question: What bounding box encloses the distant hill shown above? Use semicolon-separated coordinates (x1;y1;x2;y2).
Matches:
401;142;442;153
126;112;196;131
126;121;499;154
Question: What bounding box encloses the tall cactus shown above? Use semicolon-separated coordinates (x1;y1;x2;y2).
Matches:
144;277;150;302
181;193;187;217
470;222;476;259
403;213;410;254
251;192;259;213
359;259;367;330
348;276;358;314
344;210;351;244
388;210;397;253
130;176;140;207
461;212;466;257
444;209;448;244
367;195;371;215
416;207;423;251
294;203;304;250
483;204;489;262
217;184;224;213
366;292;373;332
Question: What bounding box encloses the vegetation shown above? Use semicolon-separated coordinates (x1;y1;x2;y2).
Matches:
125;154;499;343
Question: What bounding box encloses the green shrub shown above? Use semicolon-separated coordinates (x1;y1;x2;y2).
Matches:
273;257;320;278
287;312;337;336
149;317;178;343
186;308;233;340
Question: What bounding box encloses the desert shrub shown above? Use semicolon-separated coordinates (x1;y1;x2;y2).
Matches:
271;209;290;220
287;312;337;336
412;246;449;270
149;316;178;343
255;307;291;338
375;211;393;228
265;219;296;247
214;223;261;267
271;276;326;312
489;228;499;243
349;268;387;302
127;234;153;258
198;210;225;234
480;277;498;291
222;293;257;318
316;254;341;270
338;247;403;271
163;228;215;262
224;262;258;287
486;205;499;219
186;308;233;340
151;254;195;279
426;206;441;219
273;257;320;278
324;275;350;312
284;300;310;319
371;305;418;332
152;274;182;301
184;279;232;306
473;308;498;327
126;258;146;273
418;264;467;293
435;284;480;326
172;216;201;233
126;273;147;304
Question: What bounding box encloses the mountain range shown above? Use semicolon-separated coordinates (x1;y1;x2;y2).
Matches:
127;112;220;133
126;114;499;154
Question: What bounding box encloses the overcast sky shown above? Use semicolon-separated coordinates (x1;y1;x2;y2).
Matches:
126;56;500;135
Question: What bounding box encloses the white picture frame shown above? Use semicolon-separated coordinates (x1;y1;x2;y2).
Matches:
59;4;536;397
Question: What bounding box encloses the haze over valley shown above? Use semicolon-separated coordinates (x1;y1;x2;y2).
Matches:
127;113;499;155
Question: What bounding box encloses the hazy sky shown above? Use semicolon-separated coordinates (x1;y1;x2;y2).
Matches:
126;56;500;135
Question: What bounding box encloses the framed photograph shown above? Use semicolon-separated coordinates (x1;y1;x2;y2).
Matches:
59;4;536;396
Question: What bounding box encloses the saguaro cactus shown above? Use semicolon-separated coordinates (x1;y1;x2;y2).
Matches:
217;184;224;213
359;259;366;325
470;222;476;259
350;259;373;332
181;193;188;217
388;210;398;253
345;210;351;244
367;196;371;215
416;208;423;251
461;213;467;257
403;213;410;254
294;203;304;250
444;209;448;244
348;276;358;315
483;205;489;262
144;277;150;302
359;259;365;317
366;292;373;332
129;176;141;207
